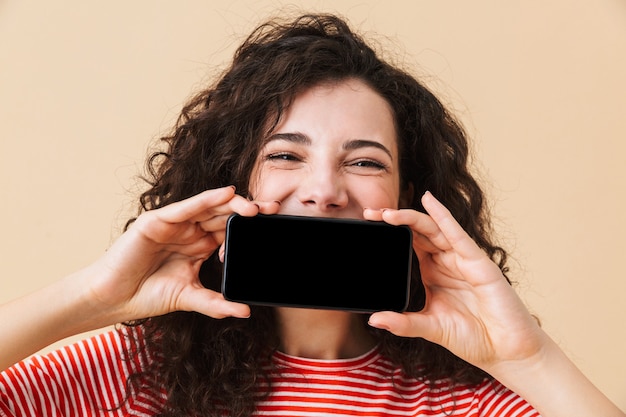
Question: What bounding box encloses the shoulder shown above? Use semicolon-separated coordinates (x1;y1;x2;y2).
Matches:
377;353;540;416
0;326;164;416
22;326;149;381
395;377;540;416
451;378;541;417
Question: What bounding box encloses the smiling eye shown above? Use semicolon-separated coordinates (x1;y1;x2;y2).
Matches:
264;152;305;165
351;159;388;170
266;152;300;161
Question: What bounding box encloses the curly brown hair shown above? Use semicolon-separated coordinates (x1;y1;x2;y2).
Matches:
123;12;510;417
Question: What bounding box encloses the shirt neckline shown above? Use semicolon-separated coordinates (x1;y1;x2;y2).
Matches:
271;344;382;372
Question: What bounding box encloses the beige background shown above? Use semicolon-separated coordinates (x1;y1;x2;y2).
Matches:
1;0;624;410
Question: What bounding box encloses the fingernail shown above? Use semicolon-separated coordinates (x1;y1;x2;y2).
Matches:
368;320;390;331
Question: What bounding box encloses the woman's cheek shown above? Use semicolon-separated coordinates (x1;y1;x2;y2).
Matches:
349;179;400;210
253;171;297;201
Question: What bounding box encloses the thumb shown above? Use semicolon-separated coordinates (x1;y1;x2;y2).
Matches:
368;311;438;340
180;287;251;319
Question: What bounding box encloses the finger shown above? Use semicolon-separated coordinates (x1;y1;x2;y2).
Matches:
157;185;262;225
198;198;282;225
196;198;282;225
197;213;234;233
364;207;448;253
153;186;235;223
189;192;261;223
197;200;281;255
368;311;438;340
218;243;225;262
181;288;251;319
164;235;220;259
421;191;485;259
362;207;387;221
129;212;208;247
251;200;282;214
389;209;452;252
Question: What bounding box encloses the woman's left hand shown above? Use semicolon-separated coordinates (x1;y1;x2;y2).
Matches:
365;191;545;373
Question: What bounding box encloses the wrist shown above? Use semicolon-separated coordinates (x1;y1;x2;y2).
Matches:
65;262;131;331
0;266;120;370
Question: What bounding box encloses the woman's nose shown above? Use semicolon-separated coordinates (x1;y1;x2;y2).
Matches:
297;167;349;212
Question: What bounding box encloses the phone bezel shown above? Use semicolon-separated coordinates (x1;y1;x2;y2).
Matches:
221;214;413;312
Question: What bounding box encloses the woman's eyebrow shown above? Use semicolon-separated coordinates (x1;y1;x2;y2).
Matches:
343;139;393;159
265;132;310;145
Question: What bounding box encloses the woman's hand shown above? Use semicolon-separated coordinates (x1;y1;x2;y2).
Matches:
366;191;626;417
86;185;281;323
365;191;545;372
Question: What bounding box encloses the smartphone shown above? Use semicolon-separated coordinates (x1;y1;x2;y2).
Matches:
222;214;413;312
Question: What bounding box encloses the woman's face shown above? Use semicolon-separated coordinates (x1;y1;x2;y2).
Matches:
249;78;401;219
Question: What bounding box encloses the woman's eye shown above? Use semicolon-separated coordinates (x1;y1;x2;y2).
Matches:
266;152;300;162
351;159;388;170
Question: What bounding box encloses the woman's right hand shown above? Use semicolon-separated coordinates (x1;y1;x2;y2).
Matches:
84;185;281;323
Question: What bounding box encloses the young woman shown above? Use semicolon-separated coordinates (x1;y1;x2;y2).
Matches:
1;13;623;417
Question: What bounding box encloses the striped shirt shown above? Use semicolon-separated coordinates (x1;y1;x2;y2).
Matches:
0;328;540;416
261;349;539;416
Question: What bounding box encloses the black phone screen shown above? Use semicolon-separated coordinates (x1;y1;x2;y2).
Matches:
222;214;413;312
